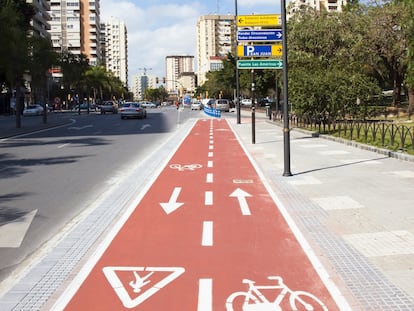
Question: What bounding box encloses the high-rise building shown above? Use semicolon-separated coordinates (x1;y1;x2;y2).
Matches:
28;0;51;38
288;0;348;17
102;18;128;87
165;56;195;93
131;74;157;100
49;0;101;65
196;14;235;86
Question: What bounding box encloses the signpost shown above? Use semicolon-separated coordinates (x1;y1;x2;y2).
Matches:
237;14;280;27
237;59;283;70
237;29;283;42
237;45;282;57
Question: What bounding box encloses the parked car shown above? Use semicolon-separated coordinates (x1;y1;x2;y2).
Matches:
120;102;147;119
23;104;44;116
191;101;202;110
140;101;156;108
214;99;230;112
100;101;118;114
241;98;252;107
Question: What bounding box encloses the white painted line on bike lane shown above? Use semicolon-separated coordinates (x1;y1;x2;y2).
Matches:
198;278;213;311
202;221;214;246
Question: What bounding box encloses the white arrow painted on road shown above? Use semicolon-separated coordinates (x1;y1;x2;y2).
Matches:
160;187;184;214
0;209;37;247
141;124;151;130
229;188;252;215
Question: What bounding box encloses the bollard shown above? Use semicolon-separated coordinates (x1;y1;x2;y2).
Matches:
252;106;256;144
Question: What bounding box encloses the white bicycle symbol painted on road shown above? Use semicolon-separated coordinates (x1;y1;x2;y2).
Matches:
169;163;203;171
226;276;328;311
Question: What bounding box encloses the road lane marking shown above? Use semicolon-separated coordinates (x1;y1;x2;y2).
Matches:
206;173;213;183
209;145;214;150
208;152;213;157
205;191;213;205
102;266;185;308
207;161;213;168
198;278;213;311
202;221;213;246
58;143;70;148
160;187;184;214
229;188;252;216
0;209;37;247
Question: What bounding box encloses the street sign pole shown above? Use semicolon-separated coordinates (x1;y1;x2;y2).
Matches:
235;0;241;124
281;0;292;176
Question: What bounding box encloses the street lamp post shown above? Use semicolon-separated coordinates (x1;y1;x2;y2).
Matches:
281;0;292;176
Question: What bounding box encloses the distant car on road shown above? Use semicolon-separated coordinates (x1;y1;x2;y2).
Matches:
23;104;44;116
241;99;252;107
100;101;118;114
215;99;230;112
191;101;202;110
120;102;147;119
140;101;156;108
72;103;97;111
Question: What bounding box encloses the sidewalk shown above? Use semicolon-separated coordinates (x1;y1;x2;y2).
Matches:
1;110;414;310
229;111;414;310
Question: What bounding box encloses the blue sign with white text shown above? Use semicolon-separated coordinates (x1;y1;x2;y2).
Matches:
237;29;283;41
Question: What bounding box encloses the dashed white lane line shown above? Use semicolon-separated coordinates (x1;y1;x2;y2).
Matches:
208;152;213;157
209;145;214;150
207;161;213;168
197;278;213;311
205;191;213;205
202;221;213;246
206;173;213;183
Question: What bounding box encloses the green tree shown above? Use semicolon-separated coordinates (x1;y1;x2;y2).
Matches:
84;65;110;105
0;0;35;126
288;9;380;120
394;0;414;113
361;2;407;106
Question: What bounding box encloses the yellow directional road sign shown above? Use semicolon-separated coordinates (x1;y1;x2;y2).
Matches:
238;45;282;57
237;14;280;27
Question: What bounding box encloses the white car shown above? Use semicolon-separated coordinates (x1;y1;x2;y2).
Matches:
120;102;147;119
23;104;44;116
191;102;202;110
241;99;252;107
140;101;156;108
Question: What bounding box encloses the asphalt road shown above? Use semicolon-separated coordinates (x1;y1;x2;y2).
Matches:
0;106;195;282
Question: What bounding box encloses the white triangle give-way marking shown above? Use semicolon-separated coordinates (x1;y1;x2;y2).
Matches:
103;266;185;309
0;209;37;248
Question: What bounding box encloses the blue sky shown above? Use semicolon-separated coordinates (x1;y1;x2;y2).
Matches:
100;0;284;85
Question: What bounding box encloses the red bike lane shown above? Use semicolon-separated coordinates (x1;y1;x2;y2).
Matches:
56;118;343;310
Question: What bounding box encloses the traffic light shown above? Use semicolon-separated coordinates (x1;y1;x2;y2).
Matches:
163;77;166;84
155;77;159;84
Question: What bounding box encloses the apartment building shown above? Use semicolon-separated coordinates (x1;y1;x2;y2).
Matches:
49;0;101;65
27;0;51;38
165;55;195;94
196;14;236;86
288;0;348;16
102;18;128;87
131;74;157;100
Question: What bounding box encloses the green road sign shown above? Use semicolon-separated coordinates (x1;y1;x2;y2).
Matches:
237;59;283;69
